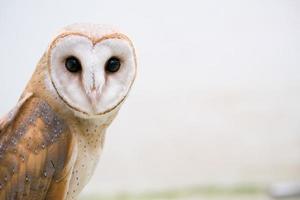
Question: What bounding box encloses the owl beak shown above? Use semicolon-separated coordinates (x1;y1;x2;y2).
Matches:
83;69;105;112
89;89;100;111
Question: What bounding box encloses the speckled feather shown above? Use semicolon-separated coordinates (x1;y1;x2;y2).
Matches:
0;97;76;200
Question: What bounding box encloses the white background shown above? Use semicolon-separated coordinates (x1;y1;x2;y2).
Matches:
0;0;300;196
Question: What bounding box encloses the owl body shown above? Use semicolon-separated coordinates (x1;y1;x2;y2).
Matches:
0;24;136;200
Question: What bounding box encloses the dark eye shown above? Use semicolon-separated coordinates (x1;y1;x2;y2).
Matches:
65;56;82;73
105;57;121;73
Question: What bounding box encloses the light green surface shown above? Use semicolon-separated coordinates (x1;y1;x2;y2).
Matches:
80;185;273;200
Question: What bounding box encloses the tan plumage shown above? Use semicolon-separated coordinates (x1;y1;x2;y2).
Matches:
0;96;76;200
0;24;137;200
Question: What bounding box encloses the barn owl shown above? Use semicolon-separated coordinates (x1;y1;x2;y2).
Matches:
0;23;137;200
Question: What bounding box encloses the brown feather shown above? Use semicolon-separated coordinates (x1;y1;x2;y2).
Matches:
0;97;76;200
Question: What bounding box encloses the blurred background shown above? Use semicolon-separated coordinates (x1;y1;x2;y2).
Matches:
0;0;300;199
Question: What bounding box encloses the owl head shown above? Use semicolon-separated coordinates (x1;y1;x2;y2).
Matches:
46;24;137;118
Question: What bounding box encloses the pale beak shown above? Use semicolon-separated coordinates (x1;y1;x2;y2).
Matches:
82;68;105;112
89;89;100;111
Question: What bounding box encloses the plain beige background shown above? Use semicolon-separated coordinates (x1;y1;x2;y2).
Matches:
0;0;300;196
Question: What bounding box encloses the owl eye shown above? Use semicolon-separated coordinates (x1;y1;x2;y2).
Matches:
105;57;121;73
65;56;82;73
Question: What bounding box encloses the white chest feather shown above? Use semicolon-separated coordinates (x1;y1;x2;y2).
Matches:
66;123;107;200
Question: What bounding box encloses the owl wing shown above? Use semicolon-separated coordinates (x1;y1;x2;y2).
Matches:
0;94;76;200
